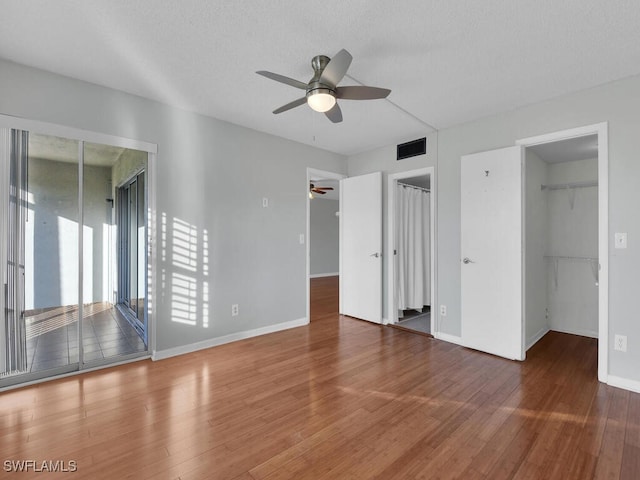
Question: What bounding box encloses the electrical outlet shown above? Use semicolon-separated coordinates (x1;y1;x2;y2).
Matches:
614;334;627;352
231;304;239;317
440;305;447;317
262;197;269;208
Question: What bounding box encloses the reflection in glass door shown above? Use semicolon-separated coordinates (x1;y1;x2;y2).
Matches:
1;131;80;380
117;171;147;343
3;130;29;376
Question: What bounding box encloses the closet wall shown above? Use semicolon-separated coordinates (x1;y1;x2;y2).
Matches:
525;149;598;349
546;158;599;337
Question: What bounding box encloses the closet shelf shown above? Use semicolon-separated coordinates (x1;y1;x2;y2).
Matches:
541;180;597;191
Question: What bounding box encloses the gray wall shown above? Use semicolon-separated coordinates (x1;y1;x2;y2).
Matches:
0;58;347;351
348;74;640;383
309;198;339;276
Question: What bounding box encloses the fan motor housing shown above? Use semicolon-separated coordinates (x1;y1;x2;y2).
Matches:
311;55;331;75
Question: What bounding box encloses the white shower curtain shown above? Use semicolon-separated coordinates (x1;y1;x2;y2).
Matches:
396;184;431;313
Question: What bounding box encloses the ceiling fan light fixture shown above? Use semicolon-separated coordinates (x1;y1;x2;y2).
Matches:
306;88;336;113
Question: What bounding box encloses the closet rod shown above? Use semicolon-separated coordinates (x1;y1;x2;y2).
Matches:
398;182;430;192
541;180;597;191
544;255;598;261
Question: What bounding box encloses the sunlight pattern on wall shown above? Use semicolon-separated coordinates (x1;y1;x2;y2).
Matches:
173;217;198;272
171;272;198;325
164;215;210;328
57;216;79;306
202;229;209;328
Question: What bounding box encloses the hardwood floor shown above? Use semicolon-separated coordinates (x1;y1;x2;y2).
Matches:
1;278;638;479
310;275;339;321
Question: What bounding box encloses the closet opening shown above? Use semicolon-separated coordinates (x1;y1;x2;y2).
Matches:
523;135;599;356
388;167;435;336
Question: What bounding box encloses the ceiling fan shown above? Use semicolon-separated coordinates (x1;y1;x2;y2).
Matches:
309;183;334;198
257;49;391;123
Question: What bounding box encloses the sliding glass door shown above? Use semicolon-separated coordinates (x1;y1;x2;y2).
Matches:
1;129;150;387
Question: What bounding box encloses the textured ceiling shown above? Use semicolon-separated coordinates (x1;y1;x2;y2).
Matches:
2;1;640;156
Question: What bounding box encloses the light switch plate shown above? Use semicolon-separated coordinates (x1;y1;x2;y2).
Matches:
615;232;627;249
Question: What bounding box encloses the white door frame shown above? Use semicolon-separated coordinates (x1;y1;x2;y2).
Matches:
517;122;608;382
387;167;436;328
306;168;346;323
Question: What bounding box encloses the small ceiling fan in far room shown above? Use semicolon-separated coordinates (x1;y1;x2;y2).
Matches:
257;49;391;123
309;183;334;199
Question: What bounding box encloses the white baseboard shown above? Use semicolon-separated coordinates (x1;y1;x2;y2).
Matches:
309;272;339;278
152;317;308;361
526;326;550;351
607;375;640;394
550;326;598;339
434;332;463;346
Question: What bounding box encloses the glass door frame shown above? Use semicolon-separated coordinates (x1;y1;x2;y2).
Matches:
0;114;157;389
117;169;148;343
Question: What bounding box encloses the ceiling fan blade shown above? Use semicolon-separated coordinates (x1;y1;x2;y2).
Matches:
273;97;307;114
312;189;327;194
325;103;343;123
315;187;334;191
256;71;308;90
336;86;391;100
320;49;352;87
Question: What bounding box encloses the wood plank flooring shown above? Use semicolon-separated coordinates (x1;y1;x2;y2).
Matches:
0;277;638;479
310;275;339;322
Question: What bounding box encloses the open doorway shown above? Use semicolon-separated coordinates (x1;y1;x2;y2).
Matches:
524;135;599;348
388;167;435;336
519;123;608;381
306;168;345;322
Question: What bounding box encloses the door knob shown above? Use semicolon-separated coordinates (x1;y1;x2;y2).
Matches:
370;252;380;258
463;257;474;264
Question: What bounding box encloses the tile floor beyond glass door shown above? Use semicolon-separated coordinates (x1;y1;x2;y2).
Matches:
25;302;147;373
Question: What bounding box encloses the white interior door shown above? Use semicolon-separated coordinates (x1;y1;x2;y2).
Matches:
461;146;524;360
340;171;382;323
